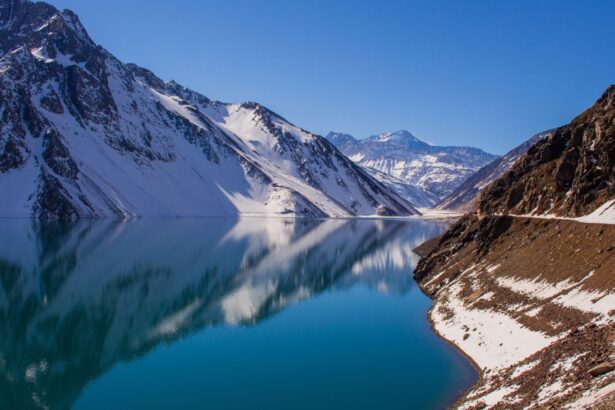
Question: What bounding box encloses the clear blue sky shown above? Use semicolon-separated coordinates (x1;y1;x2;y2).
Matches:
47;0;615;154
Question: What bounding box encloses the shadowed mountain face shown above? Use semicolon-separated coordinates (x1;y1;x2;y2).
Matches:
0;217;449;410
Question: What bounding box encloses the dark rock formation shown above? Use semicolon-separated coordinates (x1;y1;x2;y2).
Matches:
480;85;615;217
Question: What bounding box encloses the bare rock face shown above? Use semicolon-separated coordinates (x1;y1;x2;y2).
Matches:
479;85;615;218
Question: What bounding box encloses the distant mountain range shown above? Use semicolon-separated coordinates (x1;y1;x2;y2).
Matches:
0;0;417;219
325;130;498;207
436;130;553;211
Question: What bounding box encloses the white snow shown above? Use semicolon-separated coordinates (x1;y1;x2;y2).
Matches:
576;199;615;225
495;272;615;321
328;130;497;205
537;380;565;402
416;208;464;219
496;276;577;300
432;280;555;370
30;47;54;63
503;199;615;225
460;385;519;409
565;381;615;409
554;288;615;318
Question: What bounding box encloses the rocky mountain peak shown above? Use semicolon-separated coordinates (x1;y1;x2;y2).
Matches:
436;129;554;211
0;0;96;65
0;0;30;27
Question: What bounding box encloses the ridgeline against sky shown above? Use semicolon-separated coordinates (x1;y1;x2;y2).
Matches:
45;0;615;154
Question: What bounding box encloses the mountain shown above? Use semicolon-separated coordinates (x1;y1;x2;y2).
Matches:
360;167;440;208
413;85;615;409
480;84;615;218
0;0;417;219
326;130;498;205
436;130;553;211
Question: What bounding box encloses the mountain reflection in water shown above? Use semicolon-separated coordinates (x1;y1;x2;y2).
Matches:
0;218;471;410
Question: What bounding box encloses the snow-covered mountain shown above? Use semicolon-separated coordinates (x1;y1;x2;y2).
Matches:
325;130;498;205
360;166;440;208
436;130;553;211
0;0;417;219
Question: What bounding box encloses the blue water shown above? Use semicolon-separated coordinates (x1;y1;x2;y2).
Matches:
0;218;476;410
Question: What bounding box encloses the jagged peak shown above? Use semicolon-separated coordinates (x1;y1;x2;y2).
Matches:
126;63;167;91
0;0;96;61
126;63;212;107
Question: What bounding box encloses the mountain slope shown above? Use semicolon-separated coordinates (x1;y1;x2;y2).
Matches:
480;85;615;218
0;0;417;219
361;166;440;208
414;84;615;409
436;130;552;211
480;85;615;217
326;130;498;204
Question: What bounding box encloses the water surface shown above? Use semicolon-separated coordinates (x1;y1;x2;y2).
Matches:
0;218;476;409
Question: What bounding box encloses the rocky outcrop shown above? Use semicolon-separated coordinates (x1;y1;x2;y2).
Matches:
480;85;615;218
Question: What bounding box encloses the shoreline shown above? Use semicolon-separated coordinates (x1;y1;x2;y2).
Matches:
418;282;485;409
413;215;615;409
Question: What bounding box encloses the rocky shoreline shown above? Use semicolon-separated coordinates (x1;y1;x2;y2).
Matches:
414;215;615;409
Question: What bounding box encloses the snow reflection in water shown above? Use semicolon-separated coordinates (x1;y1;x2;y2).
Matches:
0;217;475;410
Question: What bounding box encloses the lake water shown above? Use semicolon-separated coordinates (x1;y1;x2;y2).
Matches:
0;218;477;410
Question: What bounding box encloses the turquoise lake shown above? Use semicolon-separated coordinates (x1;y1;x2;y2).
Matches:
0;218;477;409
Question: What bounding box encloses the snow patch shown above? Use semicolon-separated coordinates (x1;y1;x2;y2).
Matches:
432;280;555;370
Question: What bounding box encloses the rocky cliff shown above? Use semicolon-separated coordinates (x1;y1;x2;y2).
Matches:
479;85;615;218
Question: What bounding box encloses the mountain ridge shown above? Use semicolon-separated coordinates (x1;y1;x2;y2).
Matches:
326;130;498;205
0;0;418;219
480;84;615;218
